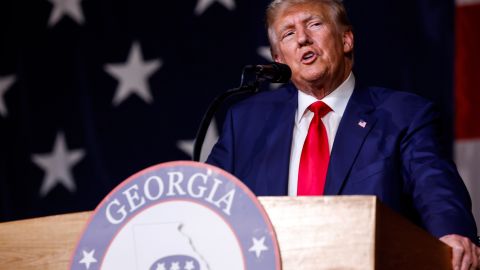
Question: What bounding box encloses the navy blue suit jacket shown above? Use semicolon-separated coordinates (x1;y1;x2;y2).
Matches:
207;83;478;241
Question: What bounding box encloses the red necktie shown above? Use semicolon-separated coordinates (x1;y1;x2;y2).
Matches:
297;101;332;195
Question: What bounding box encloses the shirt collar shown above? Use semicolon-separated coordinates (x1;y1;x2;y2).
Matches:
296;72;355;123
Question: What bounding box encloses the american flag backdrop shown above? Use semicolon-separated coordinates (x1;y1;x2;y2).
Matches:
455;0;480;234
0;0;477;233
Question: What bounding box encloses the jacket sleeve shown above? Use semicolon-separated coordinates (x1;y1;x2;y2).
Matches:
206;109;235;174
401;101;478;243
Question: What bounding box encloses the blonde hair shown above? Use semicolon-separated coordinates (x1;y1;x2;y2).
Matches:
266;0;352;54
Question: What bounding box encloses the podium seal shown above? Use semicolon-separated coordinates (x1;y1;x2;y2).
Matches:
71;161;281;270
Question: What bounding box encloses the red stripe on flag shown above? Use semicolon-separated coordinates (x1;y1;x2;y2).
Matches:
455;4;480;139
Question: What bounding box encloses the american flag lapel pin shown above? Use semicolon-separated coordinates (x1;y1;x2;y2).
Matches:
358;120;367;128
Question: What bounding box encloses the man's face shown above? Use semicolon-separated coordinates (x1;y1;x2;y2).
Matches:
271;2;353;93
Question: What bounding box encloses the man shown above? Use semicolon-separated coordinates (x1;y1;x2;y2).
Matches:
207;0;480;268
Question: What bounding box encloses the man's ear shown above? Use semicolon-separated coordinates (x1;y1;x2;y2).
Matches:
273;53;284;64
343;30;354;53
271;47;283;63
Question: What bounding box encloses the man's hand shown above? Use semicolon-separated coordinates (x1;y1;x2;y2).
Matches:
440;234;479;270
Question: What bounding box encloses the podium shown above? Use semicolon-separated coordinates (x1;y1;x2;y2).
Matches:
0;196;451;269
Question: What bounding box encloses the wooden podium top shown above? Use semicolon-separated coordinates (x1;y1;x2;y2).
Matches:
0;210;91;269
0;196;451;269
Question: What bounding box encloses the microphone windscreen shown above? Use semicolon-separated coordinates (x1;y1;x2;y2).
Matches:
255;62;291;83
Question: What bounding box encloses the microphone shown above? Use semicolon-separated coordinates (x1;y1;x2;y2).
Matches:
247;62;292;83
194;62;290;161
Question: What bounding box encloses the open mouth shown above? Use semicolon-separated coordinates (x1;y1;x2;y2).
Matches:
301;51;317;64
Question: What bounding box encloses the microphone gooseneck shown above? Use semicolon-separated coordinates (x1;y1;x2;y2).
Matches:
193;63;291;161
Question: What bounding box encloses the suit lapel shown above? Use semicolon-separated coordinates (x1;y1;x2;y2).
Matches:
324;86;377;195
261;86;297;196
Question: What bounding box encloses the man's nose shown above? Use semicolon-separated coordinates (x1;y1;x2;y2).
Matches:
297;28;312;46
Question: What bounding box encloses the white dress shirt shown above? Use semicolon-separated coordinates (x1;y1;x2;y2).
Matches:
288;72;355;196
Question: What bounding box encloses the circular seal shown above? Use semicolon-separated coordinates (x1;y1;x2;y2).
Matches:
70;161;281;270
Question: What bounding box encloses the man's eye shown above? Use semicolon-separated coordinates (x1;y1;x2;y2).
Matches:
310;22;322;28
282;31;294;40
